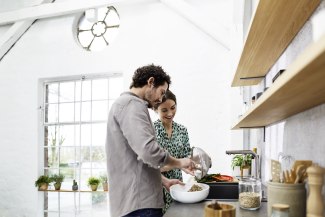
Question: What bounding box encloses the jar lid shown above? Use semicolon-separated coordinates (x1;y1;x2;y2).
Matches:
272;203;290;211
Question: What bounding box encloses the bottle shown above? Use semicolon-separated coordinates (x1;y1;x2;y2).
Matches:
271;204;290;217
239;178;262;210
72;180;78;191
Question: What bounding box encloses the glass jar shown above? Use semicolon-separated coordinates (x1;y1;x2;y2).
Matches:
239;178;262;210
271;204;290;217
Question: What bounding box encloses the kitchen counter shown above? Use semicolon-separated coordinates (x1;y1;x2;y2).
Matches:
164;200;268;217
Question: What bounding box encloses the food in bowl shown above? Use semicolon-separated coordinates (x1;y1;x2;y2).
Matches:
170;183;210;203
188;184;203;192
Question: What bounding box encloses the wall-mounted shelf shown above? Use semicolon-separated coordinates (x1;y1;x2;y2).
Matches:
39;189;108;193
231;0;320;87
232;35;325;129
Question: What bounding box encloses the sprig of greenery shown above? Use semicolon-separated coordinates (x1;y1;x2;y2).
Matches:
87;177;100;186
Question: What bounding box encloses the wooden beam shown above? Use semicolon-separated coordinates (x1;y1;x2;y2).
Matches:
0;0;54;61
0;21;34;61
0;0;121;26
160;0;230;50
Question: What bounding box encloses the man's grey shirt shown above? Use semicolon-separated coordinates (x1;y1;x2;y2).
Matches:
106;92;169;217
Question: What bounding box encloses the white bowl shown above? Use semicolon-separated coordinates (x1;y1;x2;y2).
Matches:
170;183;210;203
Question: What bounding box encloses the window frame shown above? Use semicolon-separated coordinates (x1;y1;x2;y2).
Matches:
38;72;123;216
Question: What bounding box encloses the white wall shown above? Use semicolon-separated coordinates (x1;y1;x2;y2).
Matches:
0;1;241;216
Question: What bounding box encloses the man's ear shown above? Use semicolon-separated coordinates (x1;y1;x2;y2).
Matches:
148;77;155;87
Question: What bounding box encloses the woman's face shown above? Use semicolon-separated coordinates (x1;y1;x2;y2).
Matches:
157;99;177;124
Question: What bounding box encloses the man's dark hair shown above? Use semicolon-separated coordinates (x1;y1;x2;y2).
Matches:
153;90;177;110
129;64;171;89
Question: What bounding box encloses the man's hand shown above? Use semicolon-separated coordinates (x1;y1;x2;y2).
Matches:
161;175;184;192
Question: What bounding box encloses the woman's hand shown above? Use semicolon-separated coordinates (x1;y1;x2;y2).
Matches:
161;157;195;172
161;175;184;192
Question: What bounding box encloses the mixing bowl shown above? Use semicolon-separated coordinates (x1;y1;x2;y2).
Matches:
170;183;210;203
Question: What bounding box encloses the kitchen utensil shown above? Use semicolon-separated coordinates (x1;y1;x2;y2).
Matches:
278;153;295;183
292;160;312;182
170;183;209;203
294;165;307;184
271;160;281;182
191;147;212;179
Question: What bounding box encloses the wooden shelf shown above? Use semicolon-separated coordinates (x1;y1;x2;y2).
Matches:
232;35;325;129
231;0;320;87
39;189;108;193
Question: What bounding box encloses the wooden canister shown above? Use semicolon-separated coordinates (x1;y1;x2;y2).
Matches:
267;182;306;217
204;203;235;217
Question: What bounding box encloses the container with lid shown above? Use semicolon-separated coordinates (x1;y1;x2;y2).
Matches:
271;204;290;217
238;178;262;210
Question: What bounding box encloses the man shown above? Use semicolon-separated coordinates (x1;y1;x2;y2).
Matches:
106;64;195;217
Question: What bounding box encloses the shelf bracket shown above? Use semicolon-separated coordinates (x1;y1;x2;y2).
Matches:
240;76;265;80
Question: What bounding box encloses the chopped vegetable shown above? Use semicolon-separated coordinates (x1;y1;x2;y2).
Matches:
196;174;234;183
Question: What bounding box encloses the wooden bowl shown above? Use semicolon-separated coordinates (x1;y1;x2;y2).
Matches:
204;203;236;217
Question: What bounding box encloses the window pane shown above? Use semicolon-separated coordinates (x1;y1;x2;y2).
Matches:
92;79;108;100
46;147;59;168
81;147;91;164
59;125;76;147
60;147;77;167
81;102;91;122
45;104;58;123
47;193;59;211
92;147;106;164
75;102;81;122
60;192;77;212
82;80;91;101
109;77;123;99
59;103;75;122
47;83;59;103
59;82;75;103
81;125;91;146
75;81;81;102
92;100;108;121
92;123;106;146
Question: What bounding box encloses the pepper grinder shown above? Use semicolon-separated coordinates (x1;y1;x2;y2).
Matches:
306;164;325;217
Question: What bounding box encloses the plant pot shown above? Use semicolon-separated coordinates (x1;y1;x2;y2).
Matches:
103;182;108;191
91;184;98;191
39;183;48;191
54;183;61;190
232;166;241;177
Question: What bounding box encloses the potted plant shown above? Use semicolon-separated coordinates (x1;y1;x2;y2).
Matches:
35;175;51;190
100;175;108;191
231;154;252;177
231;155;243;177
87;177;100;191
50;174;65;190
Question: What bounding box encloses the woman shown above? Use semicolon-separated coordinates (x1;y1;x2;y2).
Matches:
153;90;192;213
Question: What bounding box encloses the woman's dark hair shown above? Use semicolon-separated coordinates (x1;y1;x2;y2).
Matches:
154;90;177;110
129;64;171;89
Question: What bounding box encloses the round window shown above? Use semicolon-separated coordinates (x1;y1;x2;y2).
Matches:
76;6;120;51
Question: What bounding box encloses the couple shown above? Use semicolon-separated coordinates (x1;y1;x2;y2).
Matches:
106;64;195;217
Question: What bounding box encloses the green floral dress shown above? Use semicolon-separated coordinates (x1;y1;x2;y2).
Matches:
153;120;192;213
